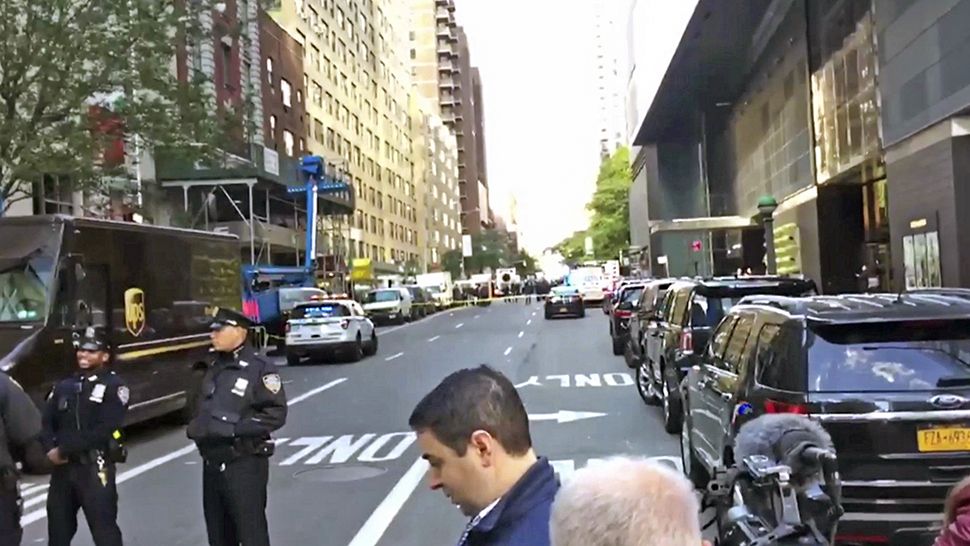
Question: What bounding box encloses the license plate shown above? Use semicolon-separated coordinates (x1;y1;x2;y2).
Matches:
917;426;970;452
559;307;568;312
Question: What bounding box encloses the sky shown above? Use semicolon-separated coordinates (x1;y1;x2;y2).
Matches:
453;0;697;255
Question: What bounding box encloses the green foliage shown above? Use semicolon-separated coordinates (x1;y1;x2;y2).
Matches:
442;249;463;279
465;229;512;274
0;0;231;214
586;147;632;260
552;147;632;263
554;230;589;263
515;250;537;277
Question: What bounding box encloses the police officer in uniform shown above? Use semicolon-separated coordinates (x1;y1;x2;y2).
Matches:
42;326;128;546
187;308;287;546
0;370;48;545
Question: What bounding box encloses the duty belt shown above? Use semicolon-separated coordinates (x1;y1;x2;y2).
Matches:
71;449;108;465
198;437;274;463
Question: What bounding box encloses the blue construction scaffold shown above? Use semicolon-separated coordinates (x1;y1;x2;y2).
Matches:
241;155;351;325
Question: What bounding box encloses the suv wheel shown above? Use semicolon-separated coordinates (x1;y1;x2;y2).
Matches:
285;353;301;366
636;361;660;406
661;367;683;433
364;332;378;356
611;334;624;356
680;411;710;489
348;334;363;363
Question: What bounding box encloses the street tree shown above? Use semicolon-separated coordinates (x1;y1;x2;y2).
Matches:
554;230;589;263
465;229;513;274
586;147;632;260
0;0;230;215
515;250;538;277
442;249;463;279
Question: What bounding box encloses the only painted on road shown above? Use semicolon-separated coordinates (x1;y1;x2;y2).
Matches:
515;372;634;389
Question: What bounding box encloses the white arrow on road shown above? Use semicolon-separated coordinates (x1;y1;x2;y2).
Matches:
528;410;608;424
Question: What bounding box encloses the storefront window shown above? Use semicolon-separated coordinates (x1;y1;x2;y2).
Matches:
903;231;942;289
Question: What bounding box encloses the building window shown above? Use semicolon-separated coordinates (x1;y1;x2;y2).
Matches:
265;57;273;85
314;119;324;143
221;43;232;88
281;79;292;107
296;89;303;104
269;115;277;138
283;130;295;156
299;138;305;153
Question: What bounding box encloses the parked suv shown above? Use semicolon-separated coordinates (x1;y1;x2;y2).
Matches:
639;276;816;433
608;281;647;355
625;279;676;369
681;293;970;546
404;285;432;319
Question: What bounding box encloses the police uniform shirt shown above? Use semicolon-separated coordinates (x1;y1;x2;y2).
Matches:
40;372;129;457
187;345;287;445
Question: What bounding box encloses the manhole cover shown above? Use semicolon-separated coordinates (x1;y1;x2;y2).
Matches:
293;464;388;482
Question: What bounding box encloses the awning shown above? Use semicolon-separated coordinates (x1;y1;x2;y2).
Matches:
649;216;756;235
633;0;773;144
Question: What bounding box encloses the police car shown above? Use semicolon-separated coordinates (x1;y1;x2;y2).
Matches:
284;300;378;365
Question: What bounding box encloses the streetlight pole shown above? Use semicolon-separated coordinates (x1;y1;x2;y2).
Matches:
758;195;779;275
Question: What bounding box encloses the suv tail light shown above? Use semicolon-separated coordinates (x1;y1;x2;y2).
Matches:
764;399;808;415
680;331;693;354
340;319;350;330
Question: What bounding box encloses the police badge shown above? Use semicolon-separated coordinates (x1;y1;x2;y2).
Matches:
262;373;282;394
117;386;130;405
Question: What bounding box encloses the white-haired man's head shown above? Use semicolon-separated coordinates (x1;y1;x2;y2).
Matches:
550;457;706;546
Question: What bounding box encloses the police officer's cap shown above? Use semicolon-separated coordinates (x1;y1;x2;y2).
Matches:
78;326;110;352
210;307;254;330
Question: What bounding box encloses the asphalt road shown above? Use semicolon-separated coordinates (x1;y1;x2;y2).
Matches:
19;300;682;545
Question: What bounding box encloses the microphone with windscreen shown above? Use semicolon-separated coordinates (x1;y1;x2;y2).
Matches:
734;413;836;486
716;413;842;545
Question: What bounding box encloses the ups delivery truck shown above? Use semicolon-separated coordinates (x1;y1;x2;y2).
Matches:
0;215;241;424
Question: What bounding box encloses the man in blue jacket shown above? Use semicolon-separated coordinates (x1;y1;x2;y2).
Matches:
409;365;559;546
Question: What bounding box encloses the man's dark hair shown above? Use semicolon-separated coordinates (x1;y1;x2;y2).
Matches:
409;365;532;456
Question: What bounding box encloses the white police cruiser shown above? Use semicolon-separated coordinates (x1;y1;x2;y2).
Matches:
284;299;378;365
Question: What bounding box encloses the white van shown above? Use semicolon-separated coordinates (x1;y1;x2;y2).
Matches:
362;287;413;324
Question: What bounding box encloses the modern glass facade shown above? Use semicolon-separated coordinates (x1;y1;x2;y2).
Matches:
810;5;882;184
729;5;813;215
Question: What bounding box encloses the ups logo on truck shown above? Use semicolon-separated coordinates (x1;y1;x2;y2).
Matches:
125;288;146;337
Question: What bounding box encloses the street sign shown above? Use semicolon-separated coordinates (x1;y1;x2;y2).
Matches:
691;240;702;252
584;236;594;256
462;234;473;257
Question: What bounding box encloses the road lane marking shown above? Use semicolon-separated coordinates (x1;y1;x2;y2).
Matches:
504;346;512;356
385;352;404;361
287;378;349;405
455;323;464;329
528;410;608;423
516;373;635;388
21;376;349;527
517;331;524;338
526;319;532;325
428;335;440;342
347;456;430;546
531;311;536;316
474;314;480;319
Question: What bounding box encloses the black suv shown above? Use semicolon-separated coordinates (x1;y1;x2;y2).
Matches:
681;293;970;546
404;285;431;319
608;281;647;355
638;277;816;433
625;279;675;368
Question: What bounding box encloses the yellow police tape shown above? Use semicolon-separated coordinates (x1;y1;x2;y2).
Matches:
249;294;550;349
